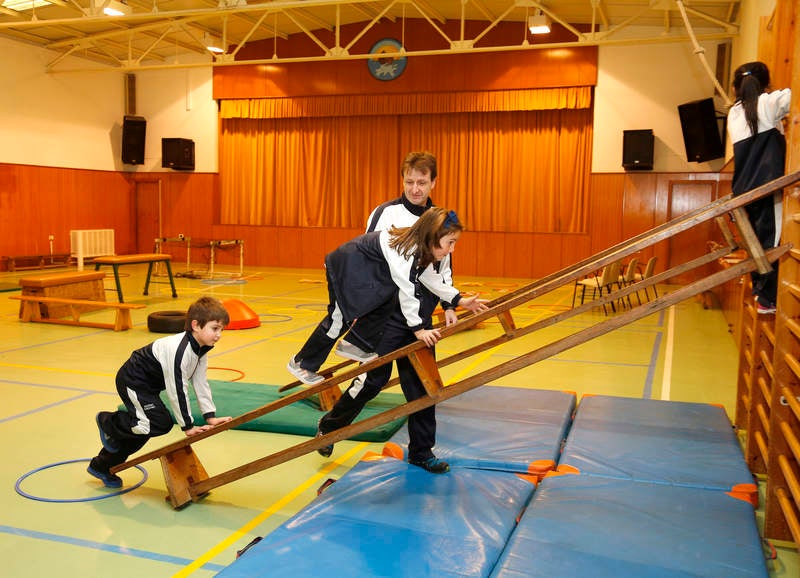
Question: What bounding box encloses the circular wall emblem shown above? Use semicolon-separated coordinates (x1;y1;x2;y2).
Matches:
367;38;407;81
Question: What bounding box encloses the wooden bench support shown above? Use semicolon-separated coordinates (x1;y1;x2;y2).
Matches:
318;386;342;411
408;347;444;397
715;216;738;248
497;310;516;335
10;295;145;331
160;445;210;509
730;207;772;274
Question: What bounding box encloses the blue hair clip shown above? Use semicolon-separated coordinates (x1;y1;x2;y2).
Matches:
443;210;460;228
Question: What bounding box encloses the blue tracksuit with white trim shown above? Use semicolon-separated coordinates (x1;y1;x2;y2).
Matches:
93;331;217;469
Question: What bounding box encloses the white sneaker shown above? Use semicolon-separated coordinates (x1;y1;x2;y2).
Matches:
335;340;378;363
287;357;324;385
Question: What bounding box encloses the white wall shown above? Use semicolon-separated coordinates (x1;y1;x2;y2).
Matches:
0;37;218;173
0;4;776;175
592;38;727;173
135;65;218;173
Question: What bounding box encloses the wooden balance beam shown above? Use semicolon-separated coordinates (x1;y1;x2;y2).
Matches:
10;295;145;331
108;170;800;510
109;243;787;509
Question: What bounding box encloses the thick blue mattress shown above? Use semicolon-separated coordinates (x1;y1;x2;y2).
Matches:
557;395;756;501
220;456;537;578
387;386;576;478
489;473;768;578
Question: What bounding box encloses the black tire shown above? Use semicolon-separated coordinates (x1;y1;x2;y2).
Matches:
147;310;187;333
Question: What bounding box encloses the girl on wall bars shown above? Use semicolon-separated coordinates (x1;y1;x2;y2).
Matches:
727;60;791;315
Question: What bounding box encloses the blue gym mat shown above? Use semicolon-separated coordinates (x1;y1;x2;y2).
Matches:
385;386;576;479
489;473;769;578
557;395;757;503
219;455;537;578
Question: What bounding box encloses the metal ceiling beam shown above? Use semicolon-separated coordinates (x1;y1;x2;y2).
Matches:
0;0;740;73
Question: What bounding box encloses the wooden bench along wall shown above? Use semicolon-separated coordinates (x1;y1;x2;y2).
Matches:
13;270;145;331
10;295;145;331
18;270;106;318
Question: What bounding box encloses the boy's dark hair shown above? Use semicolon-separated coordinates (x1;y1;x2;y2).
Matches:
401;151;438;182
185;296;230;330
389;207;463;269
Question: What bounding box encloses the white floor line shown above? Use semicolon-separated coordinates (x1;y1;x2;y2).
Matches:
660;305;675;401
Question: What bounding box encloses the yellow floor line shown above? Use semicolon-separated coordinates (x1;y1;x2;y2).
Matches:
660;305;675;401
0;361;114;377
174;441;370;577
442;288;571;384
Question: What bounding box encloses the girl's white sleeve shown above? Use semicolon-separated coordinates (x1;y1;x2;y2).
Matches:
419;264;460;303
379;230;424;329
761;89;791;131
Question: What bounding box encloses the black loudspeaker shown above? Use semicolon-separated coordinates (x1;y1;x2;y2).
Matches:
161;138;195;171
678;98;724;163
622;129;654;171
121;115;146;165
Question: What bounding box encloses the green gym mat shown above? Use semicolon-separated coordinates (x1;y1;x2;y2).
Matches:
120;380;408;442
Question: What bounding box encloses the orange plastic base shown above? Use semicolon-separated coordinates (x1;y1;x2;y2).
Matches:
221;298;261;330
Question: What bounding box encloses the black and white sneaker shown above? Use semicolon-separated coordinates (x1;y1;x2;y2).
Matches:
287;357;324;385
335;340;378;363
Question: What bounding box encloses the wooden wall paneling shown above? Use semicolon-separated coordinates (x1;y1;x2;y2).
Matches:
560;233;592;275
529;233;560;279
621;172;657;241
19;166;42;254
588;173;625;254
474;231;506;278
666;179;717;284
275;227;305;268
212;65;268;100
502;232;535;279
322;228;359;250
451;230;478;278
255;227;280;267
296;228;324;270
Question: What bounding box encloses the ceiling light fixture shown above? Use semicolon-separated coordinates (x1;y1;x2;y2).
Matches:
3;0;51;10
204;33;225;54
528;10;551;35
101;0;130;16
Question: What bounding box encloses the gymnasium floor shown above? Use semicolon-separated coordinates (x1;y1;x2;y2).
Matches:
0;261;797;577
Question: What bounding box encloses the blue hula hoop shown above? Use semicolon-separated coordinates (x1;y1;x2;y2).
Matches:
15;458;148;503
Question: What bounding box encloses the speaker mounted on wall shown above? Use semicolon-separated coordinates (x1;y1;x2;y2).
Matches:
162;138;195;171
121;115;146;165
677;97;724;163
622;129;654;171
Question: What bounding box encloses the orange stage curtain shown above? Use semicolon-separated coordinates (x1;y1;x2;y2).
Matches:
219;88;592;119
219;88;592;233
